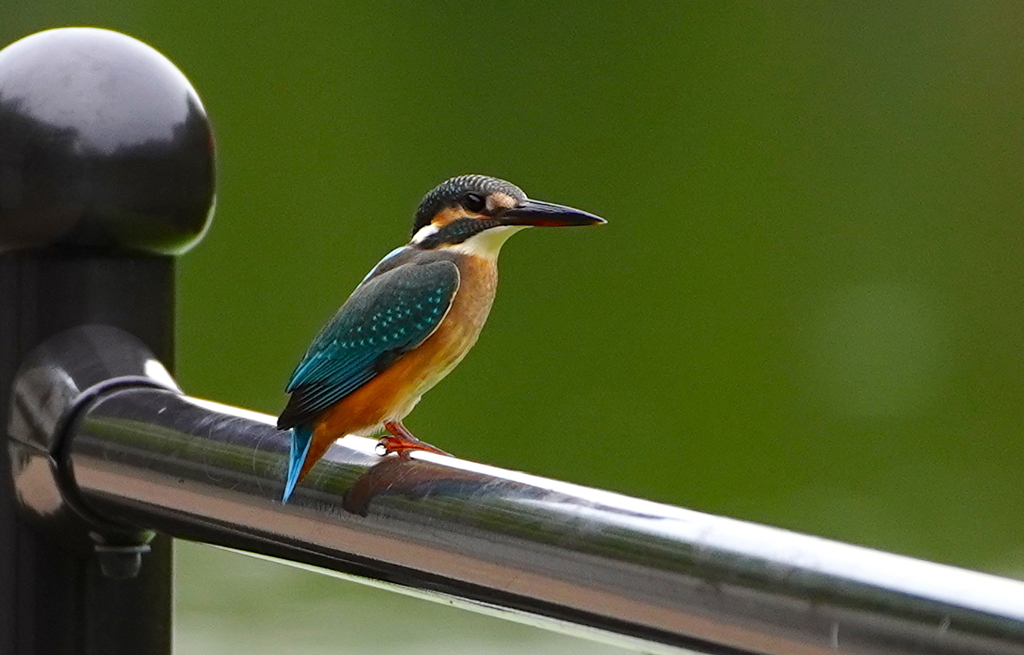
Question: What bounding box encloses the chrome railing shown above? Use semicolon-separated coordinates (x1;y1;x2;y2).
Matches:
9;325;1024;655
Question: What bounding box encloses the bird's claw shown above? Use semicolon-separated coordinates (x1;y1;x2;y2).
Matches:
376;434;452;458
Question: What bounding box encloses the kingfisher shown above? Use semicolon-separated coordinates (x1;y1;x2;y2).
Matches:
277;174;605;501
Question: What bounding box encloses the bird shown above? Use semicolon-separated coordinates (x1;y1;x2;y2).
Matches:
277;174;606;501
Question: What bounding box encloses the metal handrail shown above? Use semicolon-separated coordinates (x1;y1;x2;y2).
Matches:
8;326;1024;655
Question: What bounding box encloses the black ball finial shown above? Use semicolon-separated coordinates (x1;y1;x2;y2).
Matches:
0;28;215;255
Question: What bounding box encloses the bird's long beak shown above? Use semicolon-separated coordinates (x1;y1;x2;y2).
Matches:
501;199;606;227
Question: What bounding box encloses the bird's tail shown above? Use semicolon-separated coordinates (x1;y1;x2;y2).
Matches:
283;425;313;502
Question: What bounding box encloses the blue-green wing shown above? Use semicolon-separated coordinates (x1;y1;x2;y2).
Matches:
277;260;460;429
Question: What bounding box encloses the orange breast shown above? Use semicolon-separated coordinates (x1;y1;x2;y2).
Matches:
312;255;498;442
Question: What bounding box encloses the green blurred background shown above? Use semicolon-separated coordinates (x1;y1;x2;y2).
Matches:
5;3;1024;653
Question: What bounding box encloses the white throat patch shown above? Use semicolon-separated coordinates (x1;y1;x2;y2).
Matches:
445;225;527;260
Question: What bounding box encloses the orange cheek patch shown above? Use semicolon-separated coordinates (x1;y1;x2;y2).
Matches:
432;207;486;228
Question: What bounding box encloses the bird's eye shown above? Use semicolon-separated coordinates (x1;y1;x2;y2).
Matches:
463;193;486;212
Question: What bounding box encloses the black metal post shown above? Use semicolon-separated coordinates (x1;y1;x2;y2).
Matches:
0;28;214;655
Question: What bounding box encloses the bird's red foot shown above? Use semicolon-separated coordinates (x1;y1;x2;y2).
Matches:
376;435;451;457
378;421;452;458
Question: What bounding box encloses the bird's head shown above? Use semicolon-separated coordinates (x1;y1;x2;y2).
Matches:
409;175;605;259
